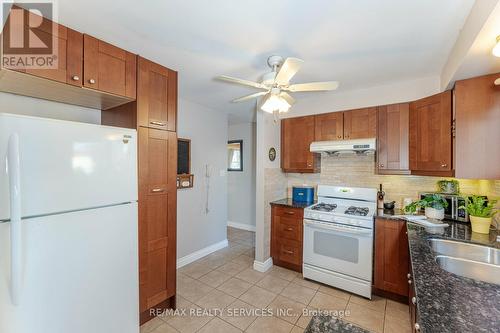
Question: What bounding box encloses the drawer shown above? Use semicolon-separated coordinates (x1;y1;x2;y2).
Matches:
276;239;301;266
275;218;302;242
275;206;304;219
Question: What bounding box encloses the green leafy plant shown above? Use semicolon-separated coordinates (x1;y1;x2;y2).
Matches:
460;195;498;218
404;194;448;214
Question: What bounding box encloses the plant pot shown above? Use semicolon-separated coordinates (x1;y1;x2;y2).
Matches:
425;207;444;220
469;216;492;234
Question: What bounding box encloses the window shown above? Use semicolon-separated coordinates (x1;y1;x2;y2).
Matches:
227;140;243;171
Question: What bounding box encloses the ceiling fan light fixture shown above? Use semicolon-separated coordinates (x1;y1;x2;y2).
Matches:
493;35;500;57
260;95;291;113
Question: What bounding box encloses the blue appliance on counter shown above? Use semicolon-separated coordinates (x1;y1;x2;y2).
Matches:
292;186;315;203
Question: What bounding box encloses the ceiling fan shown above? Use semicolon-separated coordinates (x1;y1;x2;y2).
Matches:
216;55;339;113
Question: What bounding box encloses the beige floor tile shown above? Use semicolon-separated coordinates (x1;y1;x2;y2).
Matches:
199;269;232;287
384;314;411;333
280;283;316;305
345;302;384;333
291;326;305;333
178;262;214;279
309;291;349;312
296;307;315;329
197;317;242;333
291;276;321;291
317;285;351;301
268;266;300;281
245;316;294;333
217;277;253;298
160;298;197;323
195;289;236;310
267;295;308;325
386;299;410;321
230;254;254;266
234;267;267;284
140;317;165;333
348;294;386;313
240;285;277;308
177;279;214;303
167;305;213;333
219;299;259;331
258;275;290;294
242;248;255;258
216;262;248;276
150;323;179;333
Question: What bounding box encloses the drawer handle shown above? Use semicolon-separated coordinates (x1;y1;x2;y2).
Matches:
88;78;96;84
151;188;165;193
412;297;416;305
150;121;166;126
71;75;80;81
283;250;294;255
441;163;448;168
285;227;294;231
284;211;295;215
337;135;342;139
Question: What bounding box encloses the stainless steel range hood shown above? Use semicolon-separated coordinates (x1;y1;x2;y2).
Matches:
310;138;376;155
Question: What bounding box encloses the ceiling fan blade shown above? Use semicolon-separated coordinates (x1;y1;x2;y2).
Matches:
275;58;304;85
279;92;295;105
232;91;268;103
286;81;339;92
216;75;267;89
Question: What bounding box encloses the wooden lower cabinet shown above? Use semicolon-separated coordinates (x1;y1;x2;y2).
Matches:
374;218;409;298
270;205;303;272
138;127;177;322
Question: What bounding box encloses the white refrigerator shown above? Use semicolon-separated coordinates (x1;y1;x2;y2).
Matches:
0;113;139;333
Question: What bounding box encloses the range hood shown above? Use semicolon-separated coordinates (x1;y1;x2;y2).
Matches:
310;138;376;154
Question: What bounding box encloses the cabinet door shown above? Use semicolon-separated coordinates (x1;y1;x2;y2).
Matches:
137;57;177;131
343;107;377;139
138;128;177;312
377;103;410;174
374;218;409;296
314;112;343;141
455;73;500;179
2;6;82;86
83;35;136;98
409;91;452;175
281;116;320;173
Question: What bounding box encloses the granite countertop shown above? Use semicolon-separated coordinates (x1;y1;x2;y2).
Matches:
270;198;315;209
305;315;368;333
407;222;500;333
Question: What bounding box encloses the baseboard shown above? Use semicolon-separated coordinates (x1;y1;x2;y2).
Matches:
253;257;273;272
177;239;228;268
227;221;256;232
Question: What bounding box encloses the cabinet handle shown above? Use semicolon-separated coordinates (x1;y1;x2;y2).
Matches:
71;75;80;81
408;279;412;285
151;188;165;193
412;297;416;305
379;164;384;168
284;211;295;215
283;250;294;255
307;163;312;167
285;227;294;231
415;323;420;332
441;163;448;168
407;273;411;279
88;78;96;84
150;121;167;127
337;135;342;139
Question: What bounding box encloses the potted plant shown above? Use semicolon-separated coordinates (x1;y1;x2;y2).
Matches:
404;194;448;220
460;196;498;234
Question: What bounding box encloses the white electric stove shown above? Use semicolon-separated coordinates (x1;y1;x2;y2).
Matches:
303;185;377;299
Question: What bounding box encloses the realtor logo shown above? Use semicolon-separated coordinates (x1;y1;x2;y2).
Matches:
2;2;58;69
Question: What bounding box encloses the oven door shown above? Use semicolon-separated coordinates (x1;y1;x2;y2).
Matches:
303;219;373;281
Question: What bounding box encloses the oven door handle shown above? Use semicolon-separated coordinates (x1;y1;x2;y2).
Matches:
304;219;372;235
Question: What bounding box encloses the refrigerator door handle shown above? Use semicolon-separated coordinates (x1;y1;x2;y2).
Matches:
7;133;22;306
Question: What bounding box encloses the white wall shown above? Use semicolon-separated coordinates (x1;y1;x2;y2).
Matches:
228;122;256;230
0;92;101;124
177;98;228;259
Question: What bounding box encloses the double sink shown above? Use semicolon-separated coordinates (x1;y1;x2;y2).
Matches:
429;238;500;285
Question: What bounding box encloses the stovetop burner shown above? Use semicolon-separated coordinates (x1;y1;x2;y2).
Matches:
311;203;337;212
344;206;370;216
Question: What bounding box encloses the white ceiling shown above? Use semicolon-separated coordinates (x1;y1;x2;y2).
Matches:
52;0;476;123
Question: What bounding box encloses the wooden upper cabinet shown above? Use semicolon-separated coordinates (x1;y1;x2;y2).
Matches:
314;112;344;141
455;73;500;180
83;35;136;98
137;57;177;132
374;218;409;297
138;127;177;312
409;91;453;176
377;103;410;174
343;107;377;139
2;6;83;86
281;116;320;173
